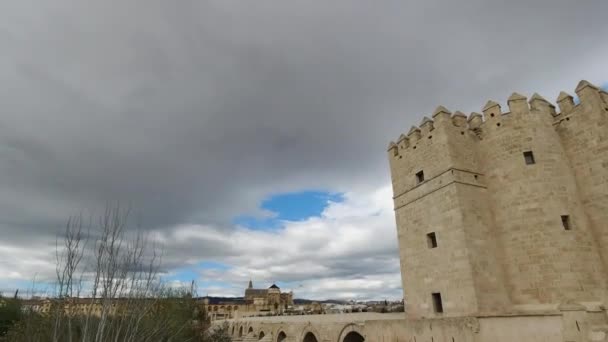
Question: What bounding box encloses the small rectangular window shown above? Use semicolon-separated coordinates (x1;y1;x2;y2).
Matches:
432;293;443;313
561;215;571;230
416;170;425;184
523;151;535;165
427;232;437;249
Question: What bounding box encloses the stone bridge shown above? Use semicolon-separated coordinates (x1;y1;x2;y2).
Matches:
224;313;402;342
219;311;583;342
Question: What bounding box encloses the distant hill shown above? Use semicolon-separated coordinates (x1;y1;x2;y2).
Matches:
196;296;246;305
293;299;348;305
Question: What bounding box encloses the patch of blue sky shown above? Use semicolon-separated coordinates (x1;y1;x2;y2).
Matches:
167;261;230;282
234;190;344;230
167;268;200;283
197;279;233;289
197;279;242;297
1;279;56;298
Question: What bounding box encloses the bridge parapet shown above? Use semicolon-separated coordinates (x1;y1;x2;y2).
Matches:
220;311;588;342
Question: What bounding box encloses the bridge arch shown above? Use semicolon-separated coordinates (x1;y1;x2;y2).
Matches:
249;326;254;334
259;331;265;340
343;331;364;342
239;325;243;337
299;325;322;342
303;332;318;342
338;324;365;342
276;331;287;342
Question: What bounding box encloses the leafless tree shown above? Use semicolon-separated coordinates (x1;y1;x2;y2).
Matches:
53;214;87;342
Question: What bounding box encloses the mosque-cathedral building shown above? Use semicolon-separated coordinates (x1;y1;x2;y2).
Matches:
245;280;294;309
202;281;294;321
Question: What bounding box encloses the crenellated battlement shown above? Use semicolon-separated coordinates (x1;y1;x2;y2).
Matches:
388;80;606;156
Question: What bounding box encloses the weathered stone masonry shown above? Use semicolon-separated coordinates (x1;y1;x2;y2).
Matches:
388;80;608;318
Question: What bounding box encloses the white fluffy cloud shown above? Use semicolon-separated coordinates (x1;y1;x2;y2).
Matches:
156;186;401;300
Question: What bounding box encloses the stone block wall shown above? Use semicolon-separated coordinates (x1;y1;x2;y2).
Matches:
555;83;608;305
388;80;608;317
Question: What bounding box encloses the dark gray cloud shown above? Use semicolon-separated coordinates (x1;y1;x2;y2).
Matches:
0;0;607;298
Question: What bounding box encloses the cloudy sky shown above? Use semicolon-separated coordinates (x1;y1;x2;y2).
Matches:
0;0;607;301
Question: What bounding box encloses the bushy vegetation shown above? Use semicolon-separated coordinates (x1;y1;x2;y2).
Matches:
204;322;232;342
0;293;22;338
5;294;208;342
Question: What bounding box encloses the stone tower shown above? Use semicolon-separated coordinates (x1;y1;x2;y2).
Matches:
387;80;608;318
267;284;281;307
